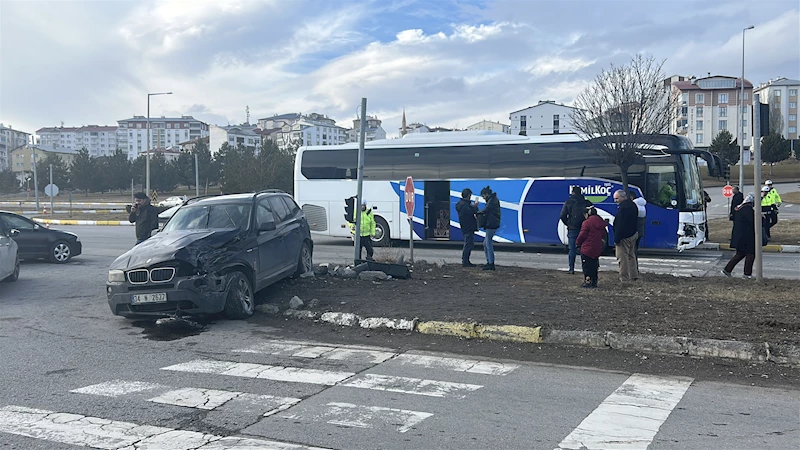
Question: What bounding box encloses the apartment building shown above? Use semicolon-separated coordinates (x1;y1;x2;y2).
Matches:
347;116;387;143
117;116;208;160
467;120;510;134
753;77;799;141
509;101;577;136
256;113;346;150
670;75;753;153
10;145;78;183
0;124;30;171
209;124;262;154
36;125;118;157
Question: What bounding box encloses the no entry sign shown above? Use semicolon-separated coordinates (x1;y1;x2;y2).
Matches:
404;177;415;217
722;185;734;198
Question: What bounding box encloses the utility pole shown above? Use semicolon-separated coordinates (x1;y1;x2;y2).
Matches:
739;25;754;189
32;137;40;211
753;93;763;281
194;152;200;197
354;98;367;263
49;164;54;217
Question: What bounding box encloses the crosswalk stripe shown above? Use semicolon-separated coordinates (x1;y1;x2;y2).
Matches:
161;360;355;385
393;354;519;375
0;405;329;450
282;402;432;433
71;380;302;416
556;373;693;450
234;342;396;364
342;374;483;398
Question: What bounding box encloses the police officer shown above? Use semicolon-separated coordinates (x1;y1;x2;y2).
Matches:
760;186;776;240
764;180;782;233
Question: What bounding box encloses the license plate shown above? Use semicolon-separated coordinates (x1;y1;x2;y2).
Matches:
131;292;167;304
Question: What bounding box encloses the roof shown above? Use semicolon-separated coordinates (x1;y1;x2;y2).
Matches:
510;101;577;114
255;127;282;136
0;125;31;135
37;125;117;133
192;192;285;206
219;125;260;136
117;116;204;123
754;77;800;92
12;145;79;155
258;113;301;121
672;76;752;91
177;136;209;145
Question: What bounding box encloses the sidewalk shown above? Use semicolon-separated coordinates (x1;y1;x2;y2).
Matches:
258;262;800;366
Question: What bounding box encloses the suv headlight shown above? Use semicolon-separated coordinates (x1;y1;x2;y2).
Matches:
108;270;125;282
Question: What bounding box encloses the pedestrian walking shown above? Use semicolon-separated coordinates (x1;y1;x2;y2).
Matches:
764;180;781;237
722;193;756;279
612;189;639;281
760;186;776;240
728;186;743;221
128;192;160;245
349;200;376;261
559;186;592;274
476;186;501;271
576;206;607;288
631;190;646;256
455;188;479;267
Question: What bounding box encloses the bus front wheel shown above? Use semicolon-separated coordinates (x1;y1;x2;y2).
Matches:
372;216;390;247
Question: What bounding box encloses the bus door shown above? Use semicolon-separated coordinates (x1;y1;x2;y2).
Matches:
644;164;679;248
424;181;450;240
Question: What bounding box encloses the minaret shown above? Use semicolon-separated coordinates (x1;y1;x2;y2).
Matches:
401;108;407;137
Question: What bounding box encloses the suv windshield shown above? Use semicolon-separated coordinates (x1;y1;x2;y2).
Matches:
163;204;252;232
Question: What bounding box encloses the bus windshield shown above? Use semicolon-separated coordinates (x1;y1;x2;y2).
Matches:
680;154;703;211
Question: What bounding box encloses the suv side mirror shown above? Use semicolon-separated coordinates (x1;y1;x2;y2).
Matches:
9;229;19;237
258;221;276;232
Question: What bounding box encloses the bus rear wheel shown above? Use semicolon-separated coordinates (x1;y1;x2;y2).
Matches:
372;216;390;247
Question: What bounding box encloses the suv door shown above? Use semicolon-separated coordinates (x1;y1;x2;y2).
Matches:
255;199;286;289
0;226;13;279
269;196;300;270
0;213;45;258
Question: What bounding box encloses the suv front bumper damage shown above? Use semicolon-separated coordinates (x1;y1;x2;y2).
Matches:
106;272;229;318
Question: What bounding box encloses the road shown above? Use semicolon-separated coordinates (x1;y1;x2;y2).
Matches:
706;181;800;220
1;226;799;448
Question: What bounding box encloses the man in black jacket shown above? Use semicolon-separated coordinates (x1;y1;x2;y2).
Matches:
560;186;592;274
128;192;160;245
612;189;639;281
728;186;743;221
456;188;479;267
476;186;501;271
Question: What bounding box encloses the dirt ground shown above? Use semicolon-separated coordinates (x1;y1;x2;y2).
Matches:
708;217;800;246
259;261;800;346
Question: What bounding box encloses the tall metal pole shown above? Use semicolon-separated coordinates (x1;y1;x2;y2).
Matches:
739;25;754;189
753;93;763;281
146;96;151;196
32;138;39;211
353;98;368;263
194;152;200;197
49;164;54;217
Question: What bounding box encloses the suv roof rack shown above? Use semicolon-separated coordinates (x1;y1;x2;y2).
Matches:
254;189;286;196
183;194;219;205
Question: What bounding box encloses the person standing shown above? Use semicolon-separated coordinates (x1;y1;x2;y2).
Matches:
476;186;501;271
456;188;479;267
576;206;607;288
560;186;592;274
760;186;776;240
722;193;756;279
128;192;160;245
612;189;639;281
764;180;781;236
349;200;376;261
728;186;743;221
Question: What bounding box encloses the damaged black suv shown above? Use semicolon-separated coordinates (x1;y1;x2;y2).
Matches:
106;190;313;319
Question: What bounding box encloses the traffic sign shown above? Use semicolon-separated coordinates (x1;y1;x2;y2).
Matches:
722;185;734;199
44;184;59;197
404;177;415;217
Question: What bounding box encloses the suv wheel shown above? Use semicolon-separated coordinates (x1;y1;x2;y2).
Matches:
223;271;254;319
294;242;313;277
50;241;72;263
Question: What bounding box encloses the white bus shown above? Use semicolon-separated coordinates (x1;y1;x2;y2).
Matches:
294;131;719;251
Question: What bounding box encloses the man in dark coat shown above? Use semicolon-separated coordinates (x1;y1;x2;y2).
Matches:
612;189;639;281
128;192;160;245
476;186;501;271
729;186;743;221
560;186;592;274
456;188;479;267
723;193;756;278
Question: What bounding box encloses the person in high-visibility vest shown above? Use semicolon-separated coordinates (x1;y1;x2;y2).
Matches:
348;200;376;261
764;180;782;236
760;185;777;240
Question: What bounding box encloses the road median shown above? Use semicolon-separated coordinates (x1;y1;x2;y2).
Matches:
32;218;132;226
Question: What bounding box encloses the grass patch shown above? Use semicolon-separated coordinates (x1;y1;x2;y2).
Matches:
708;217;800;246
702;160;800;186
781;192;800;204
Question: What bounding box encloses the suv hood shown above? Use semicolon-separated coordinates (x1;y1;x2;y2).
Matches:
110;228;240;270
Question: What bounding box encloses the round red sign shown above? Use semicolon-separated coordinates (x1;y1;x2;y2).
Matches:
404;177;415;217
722;185;734;198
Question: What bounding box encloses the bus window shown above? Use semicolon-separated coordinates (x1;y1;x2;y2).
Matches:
646;164;678;208
680;154;703;211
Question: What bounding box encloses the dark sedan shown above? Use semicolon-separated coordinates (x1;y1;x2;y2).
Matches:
0;211;82;263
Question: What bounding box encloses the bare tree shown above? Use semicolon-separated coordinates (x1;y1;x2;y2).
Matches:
768;91;784;136
571;55;678;190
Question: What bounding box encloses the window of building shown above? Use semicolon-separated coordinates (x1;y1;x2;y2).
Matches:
719;106;727;117
790;102;797;109
775;90;781;97
790;114;797;121
719;120;727;130
696;120;703;131
743;92;749;100
742;119;747;127
695;134;703;144
790;89;797;96
137;124;142;129
695;93;704;103
696;106;703;117
743;133;747;141
718;93;728;103
789;127;797;133
520;115;527;130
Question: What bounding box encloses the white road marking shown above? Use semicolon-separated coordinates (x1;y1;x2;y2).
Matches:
148;388;242;410
162;359;355;385
556;373;693;450
70;380;163;397
283;402;432;433
235;341;396;364
393;354;519;375
0;405;329;449
342;374;482;398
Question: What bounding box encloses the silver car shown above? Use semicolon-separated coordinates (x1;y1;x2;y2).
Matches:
0;226;20;282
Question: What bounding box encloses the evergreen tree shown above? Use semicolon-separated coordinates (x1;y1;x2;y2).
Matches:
35;153;71;192
708;130;739;165
70;148;96;195
0;170;20;194
761;133;791;176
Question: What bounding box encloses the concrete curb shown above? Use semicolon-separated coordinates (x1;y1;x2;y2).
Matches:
701;242;800;253
32;218;132;226
270;309;800;366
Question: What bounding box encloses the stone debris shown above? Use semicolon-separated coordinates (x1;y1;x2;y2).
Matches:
254;304;280;315
288;296;305;310
313;265;329;276
320;312;361;327
359;271;390;281
307;298;321;309
353;262;370;274
359;317;417;330
284;310;319;320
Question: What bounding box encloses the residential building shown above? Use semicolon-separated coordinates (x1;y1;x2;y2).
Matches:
0;124;30;171
177;136;210;152
257;113;303;131
138;147;183;162
509;101;577;136
36;125;118;157
209;124;262;154
753;77;799;141
399;122;430;135
256;113;345;150
467;120;510;134
10;145;79;184
347;116;387;143
670;75;753;154
117;116;208;160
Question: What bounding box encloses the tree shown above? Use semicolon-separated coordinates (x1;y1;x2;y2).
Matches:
105;150;133;193
70;148;97;195
768;91;784;136
194;140;218;194
35;153;71;192
0;170;20;194
708;130;739;167
257;140;294;194
174;152;195;188
149;153;179;193
571;55;678;190
761;133;791;175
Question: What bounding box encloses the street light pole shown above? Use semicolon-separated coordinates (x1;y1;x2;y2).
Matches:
739;25;754;190
146;91;172;196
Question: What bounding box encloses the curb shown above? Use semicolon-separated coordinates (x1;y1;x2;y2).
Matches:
270;310;800;366
700;242;800;253
32;218;132;226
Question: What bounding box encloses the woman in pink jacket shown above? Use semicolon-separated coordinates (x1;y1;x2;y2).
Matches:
575;207;607;288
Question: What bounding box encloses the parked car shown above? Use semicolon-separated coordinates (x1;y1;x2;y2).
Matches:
0;211;82;263
158;196;188;208
106;190;313;319
0;226;20;282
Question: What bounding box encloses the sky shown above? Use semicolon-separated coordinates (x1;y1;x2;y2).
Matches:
1;0;798;138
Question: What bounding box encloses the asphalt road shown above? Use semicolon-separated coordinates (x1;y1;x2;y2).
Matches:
706;181;800;220
1;226;799;448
